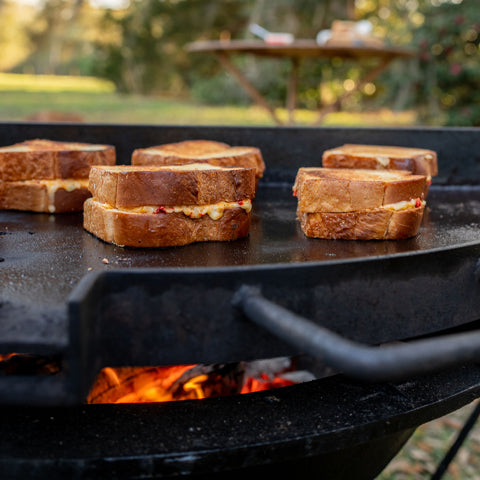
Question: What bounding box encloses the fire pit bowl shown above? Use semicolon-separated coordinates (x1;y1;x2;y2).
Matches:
1;123;480;479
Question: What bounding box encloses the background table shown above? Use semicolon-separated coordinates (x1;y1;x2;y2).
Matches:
186;39;416;126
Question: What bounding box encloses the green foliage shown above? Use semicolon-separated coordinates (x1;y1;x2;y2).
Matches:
92;0;255;95
92;0;353;106
413;0;480;126
359;0;480;126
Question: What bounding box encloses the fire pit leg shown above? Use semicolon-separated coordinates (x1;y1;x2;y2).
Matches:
431;400;480;480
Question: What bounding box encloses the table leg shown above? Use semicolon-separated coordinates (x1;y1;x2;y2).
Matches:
314;57;393;126
286;58;300;126
215;52;284;126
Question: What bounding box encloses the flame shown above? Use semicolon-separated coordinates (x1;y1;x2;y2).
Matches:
87;363;297;404
241;373;295;393
0;353;18;362
2;353;301;403
87;365;197;404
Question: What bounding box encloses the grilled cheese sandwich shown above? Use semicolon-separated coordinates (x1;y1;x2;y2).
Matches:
294;167;428;240
83;163;256;247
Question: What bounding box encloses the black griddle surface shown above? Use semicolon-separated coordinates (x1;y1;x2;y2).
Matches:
0;184;479;312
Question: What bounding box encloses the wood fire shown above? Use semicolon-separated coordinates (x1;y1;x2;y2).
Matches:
87;357;313;404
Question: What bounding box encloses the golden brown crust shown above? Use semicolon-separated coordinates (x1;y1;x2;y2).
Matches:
322;144;438;177
131;140;266;179
83;198;251;247
143;140;230;156
293;168;426;213
89;164;256;208
0;139;116;181
0;181;91;213
297;205;425;240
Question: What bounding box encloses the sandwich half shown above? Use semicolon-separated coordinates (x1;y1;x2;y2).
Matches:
131;139;265;189
293;168;427;240
322;144;437;192
83;163;256;247
0;139;116;213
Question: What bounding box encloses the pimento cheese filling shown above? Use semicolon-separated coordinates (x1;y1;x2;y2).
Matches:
98;199;252;220
382;198;425;211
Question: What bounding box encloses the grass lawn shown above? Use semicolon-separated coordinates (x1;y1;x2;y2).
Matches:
0;73;417;127
0;90;417;126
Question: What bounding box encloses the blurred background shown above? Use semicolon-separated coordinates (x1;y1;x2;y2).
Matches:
0;0;478;127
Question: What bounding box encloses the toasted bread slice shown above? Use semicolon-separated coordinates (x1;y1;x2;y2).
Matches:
294;168;426;213
131;139;266;181
89;164;256;208
0;139;116;181
83;198;251;248
322;144;438;177
0;179;90;213
297;206;425;240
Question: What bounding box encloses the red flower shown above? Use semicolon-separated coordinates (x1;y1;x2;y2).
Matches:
420;51;430;62
419;38;429;49
443;45;454;56
449;63;462;76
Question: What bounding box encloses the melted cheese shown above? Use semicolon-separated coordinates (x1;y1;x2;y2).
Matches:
383;198;425;211
22;179;89;213
376;156;390;168
100;199;252;220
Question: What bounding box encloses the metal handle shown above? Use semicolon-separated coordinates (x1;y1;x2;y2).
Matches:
232;285;480;382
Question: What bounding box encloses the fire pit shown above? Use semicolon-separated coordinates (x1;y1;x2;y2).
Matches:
1;123;480;479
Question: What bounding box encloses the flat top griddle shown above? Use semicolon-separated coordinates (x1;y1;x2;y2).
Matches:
1;184;479;311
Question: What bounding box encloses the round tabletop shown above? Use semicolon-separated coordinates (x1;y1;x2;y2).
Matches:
186;39;416;60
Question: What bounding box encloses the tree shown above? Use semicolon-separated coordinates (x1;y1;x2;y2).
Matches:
13;0;104;76
413;0;480;126
92;0;355;101
92;0;255;95
357;0;480;126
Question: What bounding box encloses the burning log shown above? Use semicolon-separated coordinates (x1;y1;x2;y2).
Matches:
87;357;315;404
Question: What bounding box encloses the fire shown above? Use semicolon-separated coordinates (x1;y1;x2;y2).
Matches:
87;365;198;404
87;360;301;404
240;372;295;394
0;353;18;362
1;354;312;404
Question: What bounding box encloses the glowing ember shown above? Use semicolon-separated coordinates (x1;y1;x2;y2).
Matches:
87;358;311;404
0;352;61;375
0;353;18;362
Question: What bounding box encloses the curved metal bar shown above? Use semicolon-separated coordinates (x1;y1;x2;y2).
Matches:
232;285;480;382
